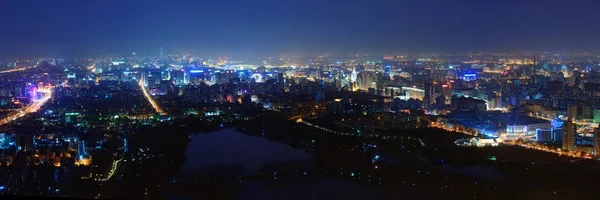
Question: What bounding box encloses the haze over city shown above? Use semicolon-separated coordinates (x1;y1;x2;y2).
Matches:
1;0;600;199
1;0;600;58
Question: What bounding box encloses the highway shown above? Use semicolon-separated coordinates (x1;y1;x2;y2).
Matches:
0;90;52;126
0;67;28;74
138;80;164;114
529;113;598;127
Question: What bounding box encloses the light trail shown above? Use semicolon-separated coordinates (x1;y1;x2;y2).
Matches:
0;90;52;126
97;158;122;182
0;67;28;74
513;142;592;159
87;63;96;72
138;80;164;114
529;113;598;127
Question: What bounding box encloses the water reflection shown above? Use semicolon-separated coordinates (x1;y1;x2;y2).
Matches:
179;129;396;200
181;129;312;174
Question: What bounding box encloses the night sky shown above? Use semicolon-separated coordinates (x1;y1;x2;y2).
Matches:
1;0;599;58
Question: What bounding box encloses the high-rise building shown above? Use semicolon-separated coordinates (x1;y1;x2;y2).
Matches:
563;122;576;152
536;128;552;142
160;47;164;60
595;128;600;157
567;104;578;122
423;82;433;109
550;118;564;142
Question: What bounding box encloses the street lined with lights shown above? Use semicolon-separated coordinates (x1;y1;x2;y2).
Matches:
0;90;52;126
0;67;28;74
138;80;165;114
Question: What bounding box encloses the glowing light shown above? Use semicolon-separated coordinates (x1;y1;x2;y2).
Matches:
96;158;122;182
138;80;164;114
0;67;28;73
0;89;52;126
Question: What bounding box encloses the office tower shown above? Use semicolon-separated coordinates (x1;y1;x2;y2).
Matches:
160;47;164;60
141;72;148;86
550;118;564;142
567;104;577;122
563;122;576;152
536;128;552;142
424;82;433;109
595;128;600;157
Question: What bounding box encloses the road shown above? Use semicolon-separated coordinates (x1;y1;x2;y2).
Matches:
0;90;52;126
138;80;164;114
429;121;593;160
0;67;28;74
529;113;598;127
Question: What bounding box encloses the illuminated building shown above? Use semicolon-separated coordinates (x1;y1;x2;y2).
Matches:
455;137;504;147
384;87;400;98
567;104;577;122
0;133;15;150
563;122;576;151
462;72;477;81
595;128;600;157
536;128;552;142
37;82;44;93
594;109;600;123
551;118;564;141
423;83;433;109
506;125;527;135
401;87;424;100
16;134;34;152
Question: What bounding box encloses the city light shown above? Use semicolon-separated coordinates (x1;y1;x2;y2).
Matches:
138;79;164;114
0;89;52;126
0;67;28;73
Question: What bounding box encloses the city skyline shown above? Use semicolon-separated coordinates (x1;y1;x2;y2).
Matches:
2;1;600;199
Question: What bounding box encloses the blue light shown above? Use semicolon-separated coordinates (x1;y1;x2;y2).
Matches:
372;154;380;163
0;186;4;190
190;70;204;73
350;172;355;177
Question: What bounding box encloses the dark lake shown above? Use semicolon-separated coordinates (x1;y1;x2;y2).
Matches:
178;129;399;200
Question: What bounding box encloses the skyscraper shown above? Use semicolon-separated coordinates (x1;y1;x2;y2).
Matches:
594;128;600;158
159;47;164;64
563;102;579;152
563;122;576;152
567;104;577;122
423;82;433;109
160;47;164;58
